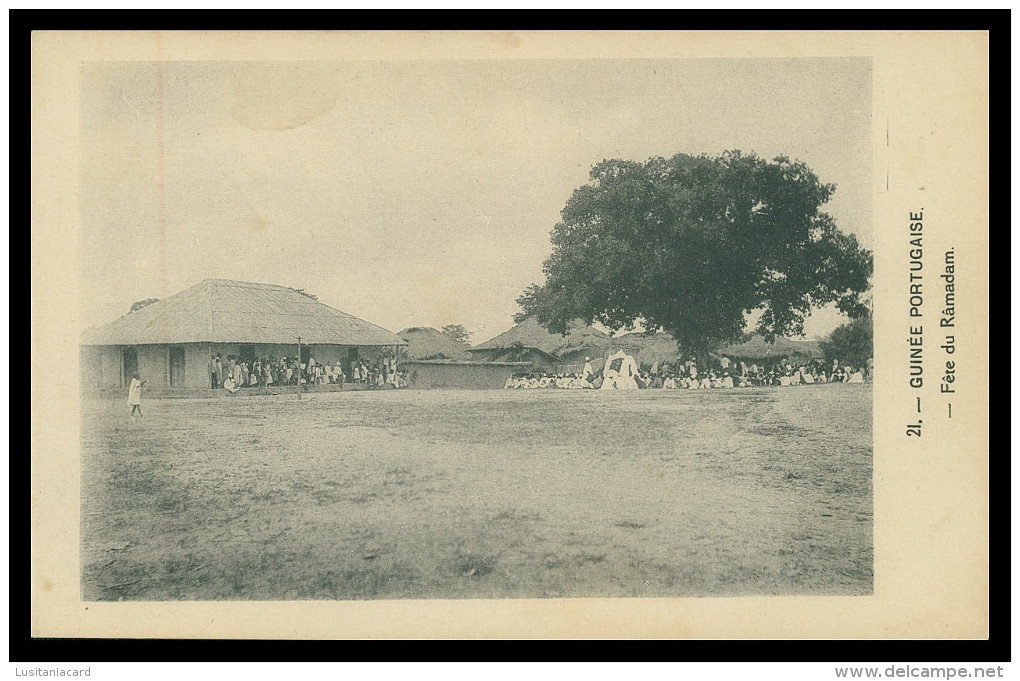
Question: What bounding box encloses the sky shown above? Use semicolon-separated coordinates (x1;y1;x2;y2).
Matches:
80;58;872;342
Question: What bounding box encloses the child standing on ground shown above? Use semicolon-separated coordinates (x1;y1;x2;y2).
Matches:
128;373;146;419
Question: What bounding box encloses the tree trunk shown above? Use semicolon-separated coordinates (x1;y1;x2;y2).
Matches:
691;340;711;373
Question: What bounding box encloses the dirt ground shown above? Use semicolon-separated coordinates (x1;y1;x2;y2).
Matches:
80;384;872;600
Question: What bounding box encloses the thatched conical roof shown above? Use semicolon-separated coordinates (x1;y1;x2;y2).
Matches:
714;335;823;361
81;279;407;347
469;317;614;360
613;332;683;367
397;327;472;361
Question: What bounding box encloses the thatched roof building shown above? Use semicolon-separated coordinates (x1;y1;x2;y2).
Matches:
467;317;615;369
80;279;406;390
714;335;823;362
397;327;472;361
468;317;691;372
468;317;822;373
613;332;683;368
610;331;821;367
82;279;404;346
397;327;542;389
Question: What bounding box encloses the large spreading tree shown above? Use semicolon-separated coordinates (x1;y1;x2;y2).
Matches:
819;314;873;368
516;151;873;359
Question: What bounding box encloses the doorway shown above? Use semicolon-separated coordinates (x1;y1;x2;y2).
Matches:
169;346;185;387
122;346;138;387
238;344;257;364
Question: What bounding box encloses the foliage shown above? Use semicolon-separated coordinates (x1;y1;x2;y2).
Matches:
516;151;873;357
440;324;472;345
505;341;529;362
129;298;159;313
818;315;873;368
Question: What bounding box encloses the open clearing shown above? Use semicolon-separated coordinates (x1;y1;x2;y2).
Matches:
81;385;872;600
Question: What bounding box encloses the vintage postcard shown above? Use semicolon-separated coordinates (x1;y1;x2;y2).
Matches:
31;30;988;638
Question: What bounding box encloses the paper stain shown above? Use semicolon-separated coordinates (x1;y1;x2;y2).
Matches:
231;212;271;233
232;96;335;131
230;65;337;131
41;579;53;593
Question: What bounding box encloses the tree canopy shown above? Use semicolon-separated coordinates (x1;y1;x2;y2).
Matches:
440;324;472;345
129;298;159;314
819;315;873;368
516;151;873;356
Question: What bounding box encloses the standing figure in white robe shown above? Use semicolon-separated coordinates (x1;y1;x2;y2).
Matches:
600;350;639;390
127;373;145;418
599;353;620;390
619;352;639;389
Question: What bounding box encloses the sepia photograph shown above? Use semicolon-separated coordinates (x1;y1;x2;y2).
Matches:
30;29;989;640
76;56;873;602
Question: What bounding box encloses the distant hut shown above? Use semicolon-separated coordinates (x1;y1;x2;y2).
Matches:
713;335;823;365
467;317;614;372
614;331;683;372
400;358;532;390
396;326;530;389
397;327;472;361
79;279;407;390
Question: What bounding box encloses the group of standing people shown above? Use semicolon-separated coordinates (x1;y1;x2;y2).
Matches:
206;354;407;394
208;354;346;393
348;357;404;388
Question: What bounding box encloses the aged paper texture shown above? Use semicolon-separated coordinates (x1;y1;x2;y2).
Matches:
31;30;988;638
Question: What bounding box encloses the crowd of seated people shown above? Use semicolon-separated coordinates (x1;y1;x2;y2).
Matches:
209;354;407;393
503;355;871;391
651;357;869;388
504;372;595;389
